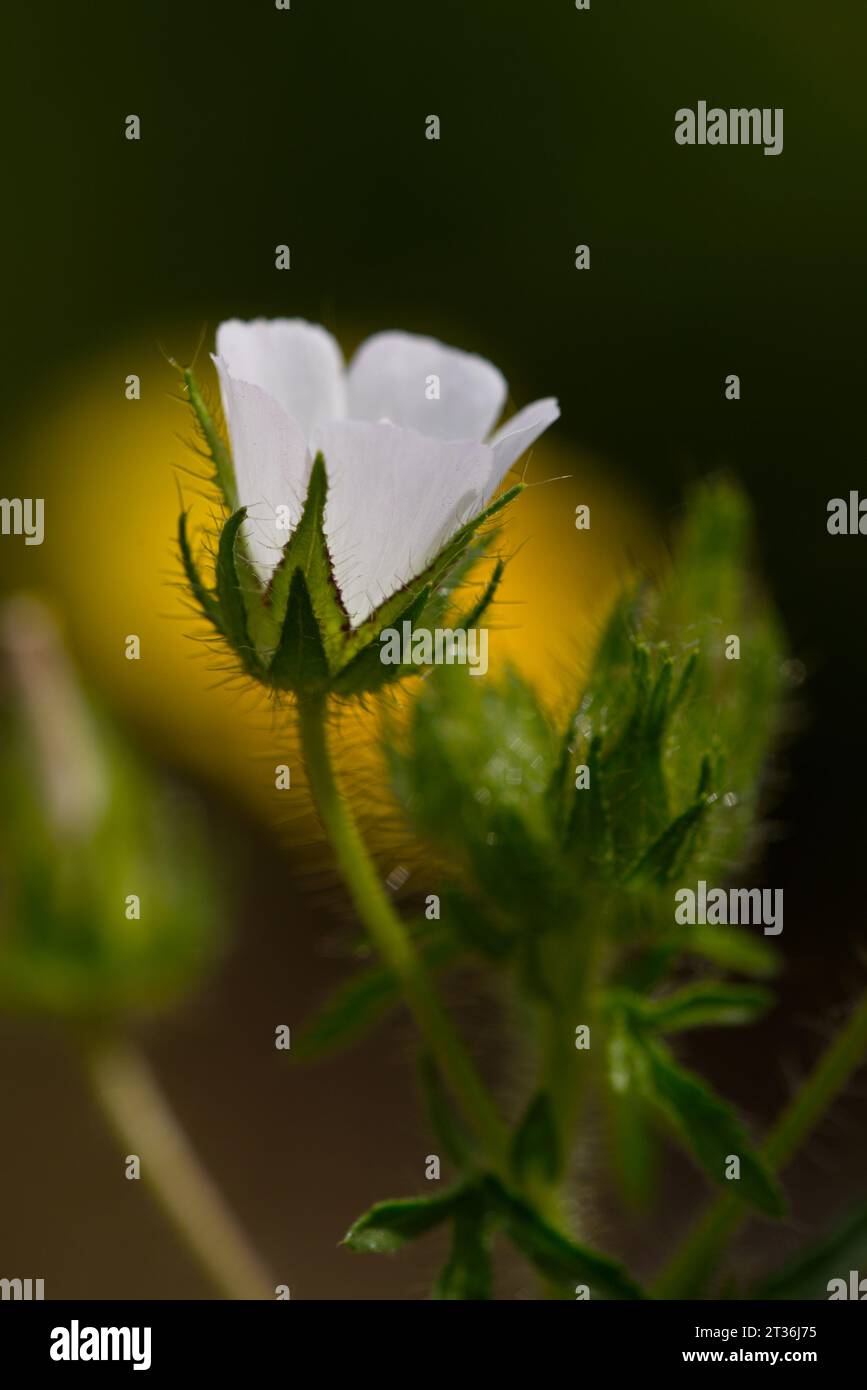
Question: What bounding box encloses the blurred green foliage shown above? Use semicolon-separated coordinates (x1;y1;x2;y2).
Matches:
0;606;222;1019
391;477;786;983
332;478;795;1294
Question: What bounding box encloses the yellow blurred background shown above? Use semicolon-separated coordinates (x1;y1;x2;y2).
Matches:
10;327;660;832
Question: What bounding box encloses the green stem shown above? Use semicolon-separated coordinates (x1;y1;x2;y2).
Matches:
653;984;867;1299
524;907;602;1234
83;1035;273;1300
545;923;601;1162
298;694;510;1169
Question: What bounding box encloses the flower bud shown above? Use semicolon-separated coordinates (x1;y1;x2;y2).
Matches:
0;597;221;1018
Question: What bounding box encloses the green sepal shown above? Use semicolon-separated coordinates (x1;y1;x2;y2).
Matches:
329;585;431;697
421;532;500;631
178;511;223;633
215;508;260;675
341;484;522;667
180;433;522;697
269;568;329;693
263;453;348;666
184;367;237;511
454;556;505;630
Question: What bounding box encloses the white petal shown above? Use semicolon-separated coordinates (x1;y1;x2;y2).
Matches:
486;397;560;498
214;359;311;584
215;318;346;437
347;331;507;442
311;419;494;627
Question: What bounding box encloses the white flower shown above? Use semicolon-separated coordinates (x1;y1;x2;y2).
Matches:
213;319;559;628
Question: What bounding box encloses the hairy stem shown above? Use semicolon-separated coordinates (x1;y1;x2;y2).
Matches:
298;694;510;1169
544;922;601;1164
653;984;867;1298
83;1035;273;1300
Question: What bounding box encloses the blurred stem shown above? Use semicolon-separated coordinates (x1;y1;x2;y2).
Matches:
528;927;600;1238
83;1035;273;1300
653;984;867;1299
298;693;510;1170
542;920;601;1162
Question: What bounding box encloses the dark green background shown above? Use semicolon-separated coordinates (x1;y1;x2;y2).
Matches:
2;0;865;1297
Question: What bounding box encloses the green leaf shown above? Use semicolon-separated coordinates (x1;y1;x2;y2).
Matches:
483;1177;644;1299
177;511;222;633
343;1188;463;1254
434;1188;492;1300
292;964;402;1064
511;1092;561;1186
673;924;780;979
269;568;329;693
628;982;774;1035
293;938;458;1063
751;1203;867;1300
638;1037;785;1217
215;508;259;673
